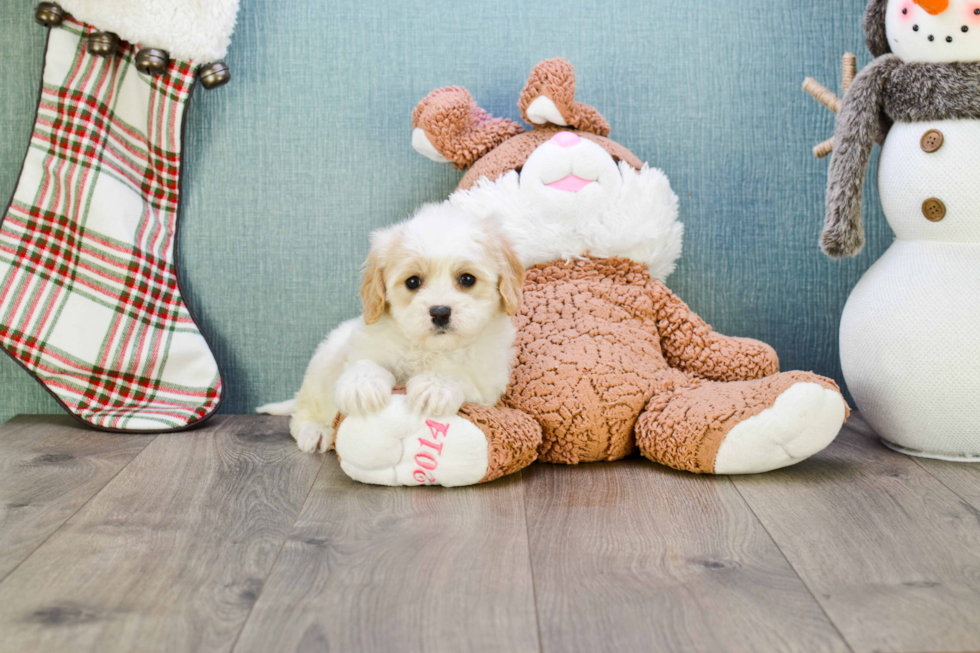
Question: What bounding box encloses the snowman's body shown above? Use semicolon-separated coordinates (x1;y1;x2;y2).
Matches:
828;0;980;459
841;118;980;458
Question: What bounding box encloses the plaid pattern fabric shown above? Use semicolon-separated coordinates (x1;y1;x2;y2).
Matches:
0;19;222;432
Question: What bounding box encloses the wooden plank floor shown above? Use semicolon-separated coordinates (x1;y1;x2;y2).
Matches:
0;412;978;653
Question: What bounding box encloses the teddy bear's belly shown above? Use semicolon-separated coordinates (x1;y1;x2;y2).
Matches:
506;320;669;464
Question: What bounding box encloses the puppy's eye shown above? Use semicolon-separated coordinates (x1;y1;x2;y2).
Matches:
405;276;422;290
459;274;476;288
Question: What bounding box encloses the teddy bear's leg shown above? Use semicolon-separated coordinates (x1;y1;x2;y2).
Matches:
332;395;542;487
635;371;848;474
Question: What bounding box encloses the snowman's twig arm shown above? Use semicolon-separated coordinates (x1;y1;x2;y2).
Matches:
823;55;900;259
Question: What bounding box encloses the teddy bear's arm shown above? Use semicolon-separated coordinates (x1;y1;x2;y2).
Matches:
649;280;779;382
823;54;899;259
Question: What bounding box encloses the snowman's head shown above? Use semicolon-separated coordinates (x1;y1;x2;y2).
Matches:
868;0;980;62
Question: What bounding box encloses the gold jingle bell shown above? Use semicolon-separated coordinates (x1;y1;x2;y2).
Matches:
87;32;120;57
136;48;169;76
198;62;231;90
34;2;65;27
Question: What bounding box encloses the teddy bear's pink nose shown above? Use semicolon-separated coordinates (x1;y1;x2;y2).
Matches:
552;131;581;148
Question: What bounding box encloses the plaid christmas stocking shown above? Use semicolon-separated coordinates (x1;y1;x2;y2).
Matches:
0;5;237;432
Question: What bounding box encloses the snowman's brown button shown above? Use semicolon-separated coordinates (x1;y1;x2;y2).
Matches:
922;198;946;222
920;129;944;153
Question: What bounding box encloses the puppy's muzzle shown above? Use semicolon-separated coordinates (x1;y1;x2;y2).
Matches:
429;305;452;328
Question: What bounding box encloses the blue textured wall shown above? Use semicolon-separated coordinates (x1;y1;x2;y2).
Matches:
0;0;888;422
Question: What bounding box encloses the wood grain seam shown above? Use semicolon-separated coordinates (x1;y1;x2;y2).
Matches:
0;431;160;587
727;476;856;653
909;458;980;512
228;453;330;653
519;468;545;653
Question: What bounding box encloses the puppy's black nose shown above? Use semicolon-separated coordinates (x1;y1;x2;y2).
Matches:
429;305;452;327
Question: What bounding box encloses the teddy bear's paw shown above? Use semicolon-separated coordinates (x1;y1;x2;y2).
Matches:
334;395;490;487
714;382;846;475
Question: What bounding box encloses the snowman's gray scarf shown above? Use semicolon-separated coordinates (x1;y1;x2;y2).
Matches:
822;55;980;259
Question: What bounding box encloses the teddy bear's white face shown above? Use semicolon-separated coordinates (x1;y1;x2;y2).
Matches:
886;0;980;62
517;132;623;224
450;133;683;280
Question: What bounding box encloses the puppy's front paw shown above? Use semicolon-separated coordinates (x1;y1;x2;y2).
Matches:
335;361;395;416
336;380;392;417
290;418;332;453
406;375;465;417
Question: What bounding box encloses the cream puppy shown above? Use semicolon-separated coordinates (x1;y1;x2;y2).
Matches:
258;203;524;453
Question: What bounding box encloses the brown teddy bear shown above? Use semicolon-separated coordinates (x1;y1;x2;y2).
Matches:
331;59;849;486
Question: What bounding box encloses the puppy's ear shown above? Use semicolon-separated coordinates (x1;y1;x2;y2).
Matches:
494;232;525;316
361;225;404;324
360;248;387;325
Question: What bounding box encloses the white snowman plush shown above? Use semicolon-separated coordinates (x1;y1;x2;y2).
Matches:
823;0;980;459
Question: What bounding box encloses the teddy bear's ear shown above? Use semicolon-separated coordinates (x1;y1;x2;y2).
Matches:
518;58;610;137
412;87;525;170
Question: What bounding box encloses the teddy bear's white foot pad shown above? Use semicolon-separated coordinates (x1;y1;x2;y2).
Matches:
714;383;845;475
334;396;489;487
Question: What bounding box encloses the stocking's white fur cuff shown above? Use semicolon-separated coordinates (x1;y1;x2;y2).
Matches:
58;0;240;63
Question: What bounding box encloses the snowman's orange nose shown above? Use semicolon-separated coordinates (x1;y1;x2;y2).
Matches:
914;0;949;15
